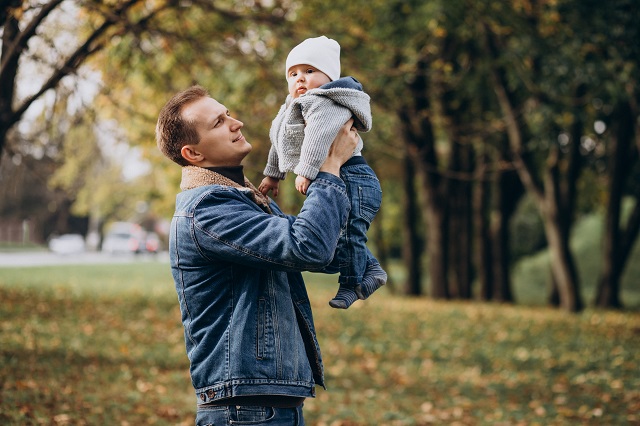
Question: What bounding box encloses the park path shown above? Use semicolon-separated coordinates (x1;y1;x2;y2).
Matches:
0;251;168;268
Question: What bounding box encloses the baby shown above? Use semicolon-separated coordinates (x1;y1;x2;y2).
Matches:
259;36;387;309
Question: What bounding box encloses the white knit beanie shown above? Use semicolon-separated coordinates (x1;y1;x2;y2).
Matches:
285;36;341;81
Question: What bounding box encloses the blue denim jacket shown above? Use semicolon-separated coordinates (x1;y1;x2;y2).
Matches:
169;168;350;406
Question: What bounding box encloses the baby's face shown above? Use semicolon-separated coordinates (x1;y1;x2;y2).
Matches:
287;64;331;98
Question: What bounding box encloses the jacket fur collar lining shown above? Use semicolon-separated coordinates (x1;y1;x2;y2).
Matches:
180;165;271;213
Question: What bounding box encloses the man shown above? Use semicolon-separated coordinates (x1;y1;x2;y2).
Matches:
156;85;358;425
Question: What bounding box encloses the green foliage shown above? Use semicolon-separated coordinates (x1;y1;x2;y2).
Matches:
1;263;639;424
91;2;294;218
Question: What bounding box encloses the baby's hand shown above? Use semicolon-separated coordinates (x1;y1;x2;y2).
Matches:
295;175;312;195
259;176;280;197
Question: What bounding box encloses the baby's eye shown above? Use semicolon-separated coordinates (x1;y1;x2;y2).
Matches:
306;68;314;74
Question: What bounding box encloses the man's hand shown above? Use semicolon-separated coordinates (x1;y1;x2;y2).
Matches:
295;175;312;195
320;118;358;177
259;176;281;197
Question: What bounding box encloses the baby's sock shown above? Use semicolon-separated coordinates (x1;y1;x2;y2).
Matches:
329;285;360;309
356;263;387;300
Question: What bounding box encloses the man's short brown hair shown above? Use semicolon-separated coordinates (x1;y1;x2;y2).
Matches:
156;85;209;166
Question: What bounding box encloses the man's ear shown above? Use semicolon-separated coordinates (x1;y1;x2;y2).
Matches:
181;145;204;164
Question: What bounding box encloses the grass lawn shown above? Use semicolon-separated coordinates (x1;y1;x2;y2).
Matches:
1;262;639;425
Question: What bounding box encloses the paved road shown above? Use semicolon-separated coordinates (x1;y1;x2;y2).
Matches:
0;251;169;267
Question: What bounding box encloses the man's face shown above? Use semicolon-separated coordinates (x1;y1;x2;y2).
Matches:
287;64;331;99
181;97;252;167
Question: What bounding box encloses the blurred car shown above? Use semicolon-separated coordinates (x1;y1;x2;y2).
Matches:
48;234;86;255
101;222;146;254
144;232;161;253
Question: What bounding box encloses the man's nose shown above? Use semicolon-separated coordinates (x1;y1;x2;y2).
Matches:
231;117;243;129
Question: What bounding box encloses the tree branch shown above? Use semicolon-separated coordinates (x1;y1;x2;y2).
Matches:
0;0;66;80
188;0;284;25
9;0;166;126
481;21;544;203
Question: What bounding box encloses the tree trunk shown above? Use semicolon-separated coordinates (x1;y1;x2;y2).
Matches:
398;55;449;299
543;216;582;311
596;100;639;308
424;190;449;299
402;150;422;296
0;6;21;155
491;163;523;302
448;143;473;299
86;207;102;252
474;155;494;300
540;153;583;312
596;118;625;308
450;189;472;299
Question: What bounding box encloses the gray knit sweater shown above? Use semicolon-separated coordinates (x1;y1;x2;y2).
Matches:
264;84;372;181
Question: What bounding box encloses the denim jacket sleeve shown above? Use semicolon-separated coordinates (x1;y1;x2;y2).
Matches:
190;172;349;271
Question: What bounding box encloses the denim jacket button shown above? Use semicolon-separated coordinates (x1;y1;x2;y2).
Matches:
200;393;206;401
207;389;216;399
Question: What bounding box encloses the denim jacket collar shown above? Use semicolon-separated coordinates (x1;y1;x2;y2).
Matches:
180;165;271;213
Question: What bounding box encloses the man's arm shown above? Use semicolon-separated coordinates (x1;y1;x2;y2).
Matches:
192;120;358;271
192;174;348;271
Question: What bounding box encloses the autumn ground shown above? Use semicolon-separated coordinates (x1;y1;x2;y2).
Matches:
0;262;639;425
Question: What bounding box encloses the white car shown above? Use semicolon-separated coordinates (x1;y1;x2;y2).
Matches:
48;234;86;255
102;222;146;254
